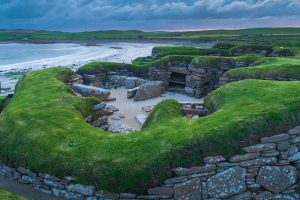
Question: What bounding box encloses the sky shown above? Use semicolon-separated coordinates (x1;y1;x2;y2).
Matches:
0;0;300;31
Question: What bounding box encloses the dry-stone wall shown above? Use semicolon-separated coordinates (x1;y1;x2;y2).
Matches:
1;125;300;199
148;59;249;98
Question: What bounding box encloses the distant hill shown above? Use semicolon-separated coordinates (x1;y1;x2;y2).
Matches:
0;28;300;42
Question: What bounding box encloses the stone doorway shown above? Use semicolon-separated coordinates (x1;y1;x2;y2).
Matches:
169;72;186;93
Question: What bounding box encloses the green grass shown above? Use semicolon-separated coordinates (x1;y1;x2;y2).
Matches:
78;55;196;75
1;28;300;41
224;47;300;80
0;190;27;200
0;96;6;111
80;43;283;76
1;67;300;193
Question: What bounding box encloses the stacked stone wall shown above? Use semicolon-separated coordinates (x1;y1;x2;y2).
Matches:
1;126;300;199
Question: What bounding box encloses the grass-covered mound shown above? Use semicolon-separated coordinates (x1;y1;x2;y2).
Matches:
1;68;300;193
0;190;27;200
78;55;196;75
223;48;300;80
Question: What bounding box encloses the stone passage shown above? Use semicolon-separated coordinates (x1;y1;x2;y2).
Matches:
1;126;300;199
148;58;252;98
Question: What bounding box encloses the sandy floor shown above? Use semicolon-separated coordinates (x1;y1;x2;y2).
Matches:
107;87;204;130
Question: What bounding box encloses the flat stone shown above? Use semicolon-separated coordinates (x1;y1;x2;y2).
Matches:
256;166;298;193
261;150;280;157
255;191;273;200
277;141;291;151
107;124;135;134
174;178;202;200
243;143;276;153
206;166;247;199
229;191;252;200
173;164;216;176
164;176;187;185
204;155;226;164
287;126;300;135
229;153;259;162
119;193;136;199
71;84;110;101
289;152;300;161
93;102;106;110
95;190;119;199
66;184;95;196
136;195;171;199
239;157;277;167
261;133;289;143
147;187;173;195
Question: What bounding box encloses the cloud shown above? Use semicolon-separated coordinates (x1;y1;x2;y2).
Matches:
0;0;299;31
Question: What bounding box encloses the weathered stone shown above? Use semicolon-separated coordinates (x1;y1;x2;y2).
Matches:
127;87;139;98
43;179;64;189
255;191;273;200
164;176;187;185
174;178;202;200
229;153;259;162
261;150;280;157
95;190;119;199
173;164;216;176
125;77;144;89
136;194;171;199
107;124;135;134
119;193;136;198
204;155;226;164
277;141;291;151
91;116;108;127
66;184;95;196
147;187;173;195
287;145;298;156
257;166;298;193
243;143;276;153
287;126;300;135
289;152;300;161
239;157;277;167
134;81;164;101
206;167;247;199
71;84;110;101
93;102;106;110
261;133;289;143
188;171;215;179
229;191;252;200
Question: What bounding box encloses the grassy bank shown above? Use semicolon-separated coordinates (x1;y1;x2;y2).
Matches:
1;68;300;193
224;48;300;80
0;190;27;200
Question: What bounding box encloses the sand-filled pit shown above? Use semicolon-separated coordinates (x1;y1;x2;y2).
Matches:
106;87;204;131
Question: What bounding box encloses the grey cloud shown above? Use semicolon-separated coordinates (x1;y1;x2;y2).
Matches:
0;0;299;30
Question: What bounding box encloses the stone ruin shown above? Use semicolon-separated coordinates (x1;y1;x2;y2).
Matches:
2;125;300;199
69;76;209;134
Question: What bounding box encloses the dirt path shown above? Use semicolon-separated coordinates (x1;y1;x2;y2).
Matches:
0;175;60;200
